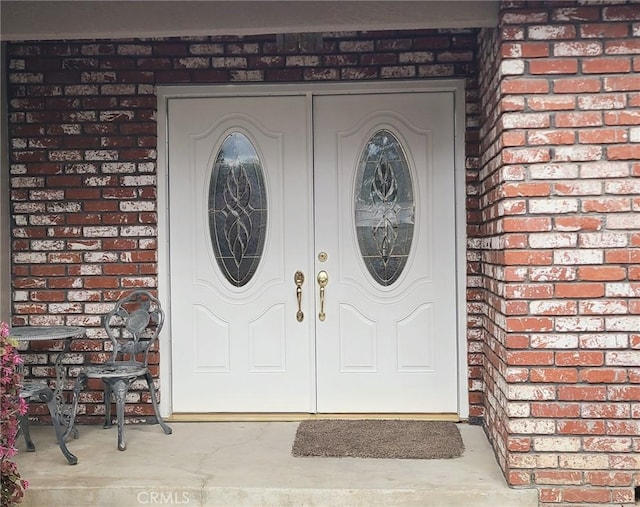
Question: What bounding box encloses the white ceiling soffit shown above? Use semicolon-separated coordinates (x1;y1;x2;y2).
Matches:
0;1;499;42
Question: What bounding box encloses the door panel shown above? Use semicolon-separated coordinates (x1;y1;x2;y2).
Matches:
168;96;314;412
168;90;459;414
313;92;458;413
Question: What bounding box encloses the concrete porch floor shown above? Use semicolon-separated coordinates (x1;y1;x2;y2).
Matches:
14;421;539;507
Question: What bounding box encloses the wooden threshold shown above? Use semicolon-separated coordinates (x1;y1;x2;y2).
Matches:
167;412;461;422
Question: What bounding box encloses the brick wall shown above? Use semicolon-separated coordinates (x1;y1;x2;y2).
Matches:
478;1;640;505
6;30;483;421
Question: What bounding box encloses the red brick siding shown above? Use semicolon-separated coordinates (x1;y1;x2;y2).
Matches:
6;31;482;422
478;1;640;504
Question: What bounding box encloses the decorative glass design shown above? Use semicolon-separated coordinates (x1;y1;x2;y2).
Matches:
354;129;414;286
209;132;267;287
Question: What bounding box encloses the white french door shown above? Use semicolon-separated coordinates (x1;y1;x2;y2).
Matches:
167;87;459;414
314;92;458;412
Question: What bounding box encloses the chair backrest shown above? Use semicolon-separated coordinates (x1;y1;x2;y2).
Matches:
104;290;165;366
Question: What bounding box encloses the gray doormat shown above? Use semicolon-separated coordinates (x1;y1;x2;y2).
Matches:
291;419;464;459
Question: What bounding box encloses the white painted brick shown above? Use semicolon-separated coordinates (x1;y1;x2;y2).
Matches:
84;176;116;186
529;266;577;282
211;57;248;68
121;277;156;287
30;215;63;225
138;84;155;95
554;180;602;196
85;303;117;315
580;333;628;349
14;202;45;213
530;334;579;349
556;317;604;332
501;59;525;75
76;265;102;275
31;240;64;251
64;84;98;95
558;454;609;470
533;437;581;452
529;198;579;214
509;453;559;469
606;283;640;297
83;226;119;237
578;93;626;110
13;291;28;302
67;290;101;302
67;240;100;251
81;71;116;83
139;239;155;249
553;41;602;57
580;301;628;315
66;163;98;174
555;145;602;162
507;384;556;400
121;226;156;237
579;232;628;248
101;84;136;95
606;351;640;366
100;110;135;122
606;316;640;332
529;232;576;249
117;44;152;56
138;162;156;173
530;300;576;315
605;180;640;194
102;162;136;174
31;189;64;200
49;150;82;161
230;70;263;81
43;194;78;208
11;176;45;188
85;150;118;161
554;249;603;265
509;419;556;435
506;402;530;418
49;303;83;314
502;112;549;129
84;252;118;263
122;175;156;186
529;163;578;180
13;252;47;263
607;213;640;229
120;201;155;212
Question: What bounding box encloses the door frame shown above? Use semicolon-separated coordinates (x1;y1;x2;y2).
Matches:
156;80;468;418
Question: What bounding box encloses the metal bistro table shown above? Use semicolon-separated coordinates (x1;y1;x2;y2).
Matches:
11;325;85;465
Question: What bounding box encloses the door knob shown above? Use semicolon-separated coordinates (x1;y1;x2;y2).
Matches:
294;271;304;322
317;270;328;322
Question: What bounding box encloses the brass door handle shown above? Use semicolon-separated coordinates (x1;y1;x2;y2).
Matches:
317;270;328;322
294;271;305;322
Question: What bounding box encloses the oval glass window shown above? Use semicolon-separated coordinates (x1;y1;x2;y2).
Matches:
354;129;415;286
208;132;267;287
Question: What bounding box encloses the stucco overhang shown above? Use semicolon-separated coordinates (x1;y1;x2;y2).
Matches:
0;1;499;41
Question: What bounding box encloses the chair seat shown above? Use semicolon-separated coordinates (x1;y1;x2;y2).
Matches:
84;363;147;379
20;380;50;399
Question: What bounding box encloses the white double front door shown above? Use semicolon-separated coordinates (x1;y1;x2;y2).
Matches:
167;87;459;414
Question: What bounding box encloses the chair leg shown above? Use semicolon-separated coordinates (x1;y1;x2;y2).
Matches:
103;382;113;429
145;371;172;435
64;373;87;441
108;379;128;451
19;412;36;452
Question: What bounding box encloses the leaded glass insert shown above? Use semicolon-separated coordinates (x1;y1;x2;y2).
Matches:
209;132;267;287
354;129;414;286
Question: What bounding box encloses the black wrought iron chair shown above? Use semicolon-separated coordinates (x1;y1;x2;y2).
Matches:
70;290;172;450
